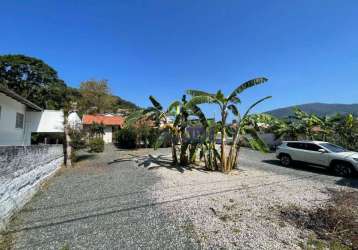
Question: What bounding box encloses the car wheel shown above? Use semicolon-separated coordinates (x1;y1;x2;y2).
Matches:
333;162;353;177
280;154;291;167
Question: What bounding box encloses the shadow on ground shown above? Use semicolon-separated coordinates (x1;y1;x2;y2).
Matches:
262;159;358;189
75;154;96;163
108;154;209;174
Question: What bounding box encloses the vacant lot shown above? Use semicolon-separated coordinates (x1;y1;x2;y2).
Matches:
2;146;357;249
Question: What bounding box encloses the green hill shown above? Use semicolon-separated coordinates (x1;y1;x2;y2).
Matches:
266;103;358;118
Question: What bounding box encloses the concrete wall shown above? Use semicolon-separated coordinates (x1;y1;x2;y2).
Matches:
0;145;64;230
0;92;27;146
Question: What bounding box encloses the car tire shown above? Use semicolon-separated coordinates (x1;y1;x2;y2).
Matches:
332;162;353;177
280;154;292;167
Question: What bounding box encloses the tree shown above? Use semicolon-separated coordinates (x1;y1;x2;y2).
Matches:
334;114;358;150
187;77;271;172
0;54;68;109
79;79;117;113
144;96;180;164
140;95;207;165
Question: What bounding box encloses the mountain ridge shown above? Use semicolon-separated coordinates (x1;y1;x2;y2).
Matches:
265;103;358;118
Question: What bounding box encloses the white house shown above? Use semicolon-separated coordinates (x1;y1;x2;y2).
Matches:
0;85;64;146
82;114;124;143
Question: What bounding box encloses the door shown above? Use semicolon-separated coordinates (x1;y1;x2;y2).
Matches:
286;142;307;161
302;143;330;166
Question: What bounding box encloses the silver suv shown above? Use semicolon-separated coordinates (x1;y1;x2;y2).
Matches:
276;141;358;177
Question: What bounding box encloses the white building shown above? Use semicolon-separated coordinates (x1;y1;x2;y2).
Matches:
0;85;64;146
82;114;124;143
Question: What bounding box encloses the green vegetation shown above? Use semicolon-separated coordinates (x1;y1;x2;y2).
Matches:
88;138;105;153
0;233;13;250
280;190;357;249
267;103;358;118
68;129;87;162
127;77;271;172
0;54;70;109
0;54;139;113
270;108;358;151
78;79;118;114
116;127;138;149
187;77;271;172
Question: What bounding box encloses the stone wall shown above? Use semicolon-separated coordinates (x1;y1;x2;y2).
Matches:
0;145;64;230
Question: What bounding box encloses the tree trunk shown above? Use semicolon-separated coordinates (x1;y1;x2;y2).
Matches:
171;136;178;164
220;111;227;172
64;125;72;167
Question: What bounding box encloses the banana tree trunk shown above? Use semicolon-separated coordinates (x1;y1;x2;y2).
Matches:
233;146;240;169
180;143;189;165
220;111;227;172
171;131;178;164
172;142;178;164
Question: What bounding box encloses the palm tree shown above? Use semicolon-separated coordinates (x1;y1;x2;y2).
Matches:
187;77;271;172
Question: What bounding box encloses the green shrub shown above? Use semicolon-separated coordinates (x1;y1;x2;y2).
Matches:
116;127;137;149
69;130;87;150
148;128;160;147
88;138;104;153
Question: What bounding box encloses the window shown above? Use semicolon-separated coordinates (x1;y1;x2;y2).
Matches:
306;143;322;152
15;113;24;129
319;143;348;153
287;142;305;149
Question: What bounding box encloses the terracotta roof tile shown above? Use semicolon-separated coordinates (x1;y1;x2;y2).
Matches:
82;115;124;126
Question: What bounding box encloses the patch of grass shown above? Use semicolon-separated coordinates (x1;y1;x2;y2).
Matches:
219;214;231;222
59;243;70;250
181;220;202;245
0;233;14;250
300;235;351;250
232;228;241;235
280;189;358;249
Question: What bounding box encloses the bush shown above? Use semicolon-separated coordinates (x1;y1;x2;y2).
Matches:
116;127;137;149
69;130;87;150
137;126;162;148
148;128;160;147
88;138;104;153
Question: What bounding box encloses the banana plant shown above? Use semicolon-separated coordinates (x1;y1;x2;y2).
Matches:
187;77;271;172
143;95;181;164
198;120;221;170
145;95;208;165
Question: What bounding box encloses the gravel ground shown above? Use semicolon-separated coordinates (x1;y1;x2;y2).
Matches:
137;148;358;249
4;146;357;249
4;145;199;250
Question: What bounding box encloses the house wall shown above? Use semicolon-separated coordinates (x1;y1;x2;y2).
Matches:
0;145;64;230
0;93;27;146
103;126;113;143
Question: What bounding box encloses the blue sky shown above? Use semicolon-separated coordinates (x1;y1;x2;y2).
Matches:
1;1;358;118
